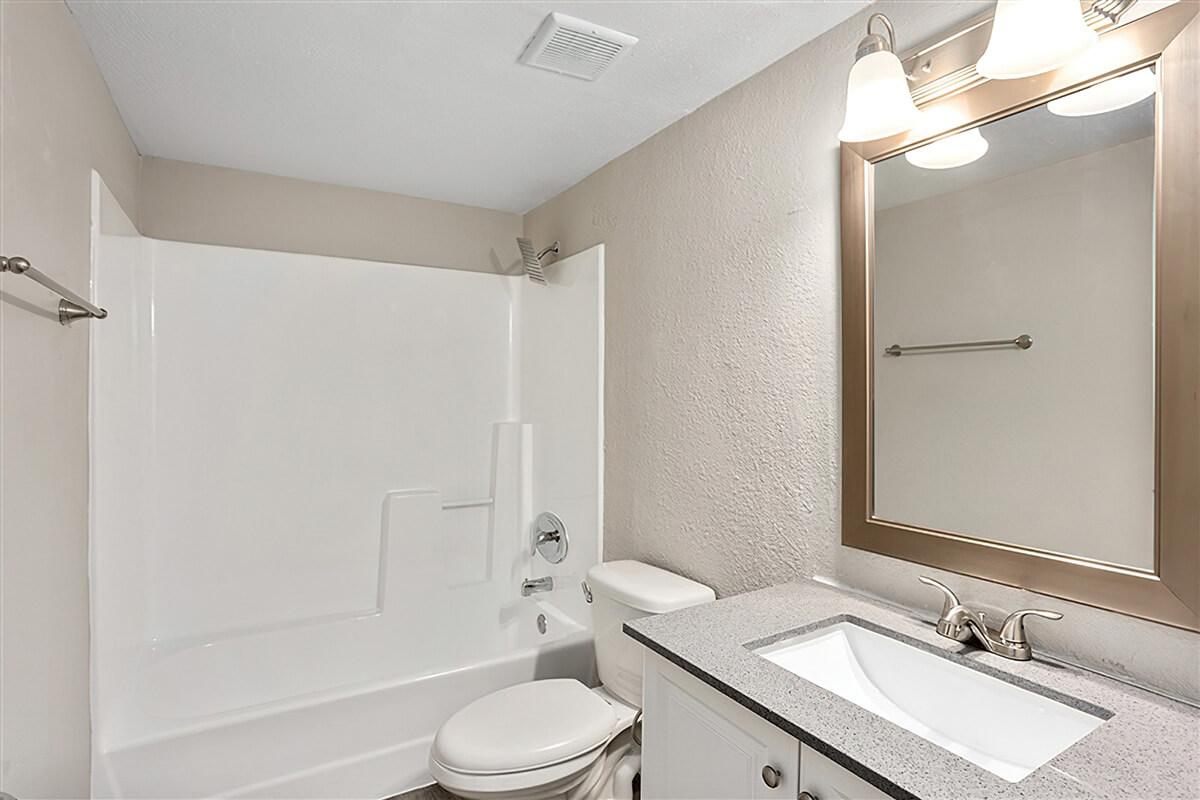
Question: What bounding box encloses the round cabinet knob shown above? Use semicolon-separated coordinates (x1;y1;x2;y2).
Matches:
761;765;782;789
799;793;819;800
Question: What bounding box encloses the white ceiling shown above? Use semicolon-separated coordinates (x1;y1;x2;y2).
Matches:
67;0;869;213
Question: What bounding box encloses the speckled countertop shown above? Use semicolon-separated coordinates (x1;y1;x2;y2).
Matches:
624;580;1200;800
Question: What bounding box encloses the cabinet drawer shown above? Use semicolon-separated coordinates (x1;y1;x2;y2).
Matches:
799;743;892;800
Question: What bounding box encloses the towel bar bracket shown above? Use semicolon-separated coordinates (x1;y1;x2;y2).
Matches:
1;255;108;325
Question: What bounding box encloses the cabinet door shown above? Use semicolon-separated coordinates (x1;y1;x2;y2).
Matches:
642;652;798;800
798;743;892;800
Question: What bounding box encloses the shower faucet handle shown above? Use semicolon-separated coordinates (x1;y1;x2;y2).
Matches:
531;512;569;563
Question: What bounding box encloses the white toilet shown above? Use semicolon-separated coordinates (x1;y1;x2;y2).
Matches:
428;560;715;800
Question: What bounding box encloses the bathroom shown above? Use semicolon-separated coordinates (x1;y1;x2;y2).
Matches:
1;0;1197;798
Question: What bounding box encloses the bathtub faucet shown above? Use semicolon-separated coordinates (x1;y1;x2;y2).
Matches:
521;576;554;596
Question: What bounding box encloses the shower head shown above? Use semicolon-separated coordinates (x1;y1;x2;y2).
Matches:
517;237;560;285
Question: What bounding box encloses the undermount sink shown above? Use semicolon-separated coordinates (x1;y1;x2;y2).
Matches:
752;619;1107;782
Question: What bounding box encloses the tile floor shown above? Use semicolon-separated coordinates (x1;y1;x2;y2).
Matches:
388;783;461;800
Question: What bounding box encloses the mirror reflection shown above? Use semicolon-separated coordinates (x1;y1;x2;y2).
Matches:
872;72;1157;570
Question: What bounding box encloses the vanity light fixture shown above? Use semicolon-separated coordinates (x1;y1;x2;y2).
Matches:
904;128;989;170
977;0;1098;80
1048;66;1157;116
837;13;920;143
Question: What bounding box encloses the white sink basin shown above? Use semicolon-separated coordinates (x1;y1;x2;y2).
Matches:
753;620;1105;782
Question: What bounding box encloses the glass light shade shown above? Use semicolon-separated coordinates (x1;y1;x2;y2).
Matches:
904;128;990;170
1048;67;1156;116
977;0;1098;80
837;50;920;142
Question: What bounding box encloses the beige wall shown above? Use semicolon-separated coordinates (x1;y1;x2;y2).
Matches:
139;156;523;272
524;0;1200;701
0;1;141;796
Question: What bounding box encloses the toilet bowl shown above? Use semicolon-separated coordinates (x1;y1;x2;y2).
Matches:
429;680;636;800
429;561;715;800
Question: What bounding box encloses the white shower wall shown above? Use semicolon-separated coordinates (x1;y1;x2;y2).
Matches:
90;203;603;795
152;242;516;640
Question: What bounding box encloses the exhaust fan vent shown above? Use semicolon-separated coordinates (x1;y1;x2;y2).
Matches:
519;13;638;81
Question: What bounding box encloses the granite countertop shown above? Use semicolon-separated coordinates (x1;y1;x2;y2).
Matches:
624;580;1200;800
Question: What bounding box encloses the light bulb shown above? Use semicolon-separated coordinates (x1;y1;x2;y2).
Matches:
904;128;989;169
1048;67;1156;116
977;0;1098;81
838;50;920;142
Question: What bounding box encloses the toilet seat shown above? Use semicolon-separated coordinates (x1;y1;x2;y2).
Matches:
431;743;609;799
429;680;630;799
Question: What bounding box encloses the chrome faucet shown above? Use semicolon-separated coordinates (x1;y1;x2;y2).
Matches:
521;576;554;596
919;576;1062;661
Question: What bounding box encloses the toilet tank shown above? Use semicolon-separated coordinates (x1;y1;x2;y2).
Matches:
586;560;715;707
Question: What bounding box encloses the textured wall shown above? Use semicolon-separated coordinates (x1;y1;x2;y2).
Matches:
524;0;1200;701
0;1;142;796
525;0;982;601
139;157;524;273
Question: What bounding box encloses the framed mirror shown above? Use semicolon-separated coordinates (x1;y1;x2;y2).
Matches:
840;3;1198;630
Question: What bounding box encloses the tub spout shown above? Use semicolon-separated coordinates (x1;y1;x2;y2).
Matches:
521;576;554;596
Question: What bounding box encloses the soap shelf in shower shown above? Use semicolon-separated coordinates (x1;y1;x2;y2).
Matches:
442;497;494;510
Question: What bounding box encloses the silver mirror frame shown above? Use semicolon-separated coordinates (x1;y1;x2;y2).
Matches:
839;3;1199;632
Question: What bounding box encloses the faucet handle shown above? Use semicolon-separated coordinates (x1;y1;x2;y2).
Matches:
918;576;961;618
999;609;1063;645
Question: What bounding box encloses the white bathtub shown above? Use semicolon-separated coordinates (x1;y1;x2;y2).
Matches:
93;595;594;799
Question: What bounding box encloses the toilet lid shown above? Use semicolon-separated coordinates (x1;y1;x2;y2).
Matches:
431;679;618;774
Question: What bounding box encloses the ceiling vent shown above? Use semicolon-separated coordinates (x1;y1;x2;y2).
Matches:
519;13;638;81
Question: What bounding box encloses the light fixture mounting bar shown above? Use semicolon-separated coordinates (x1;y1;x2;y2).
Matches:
900;2;1131;106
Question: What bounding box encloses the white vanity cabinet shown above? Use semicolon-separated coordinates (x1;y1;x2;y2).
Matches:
641;652;891;800
641;651;798;799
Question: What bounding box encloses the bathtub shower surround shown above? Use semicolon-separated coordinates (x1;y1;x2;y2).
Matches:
88;183;603;798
